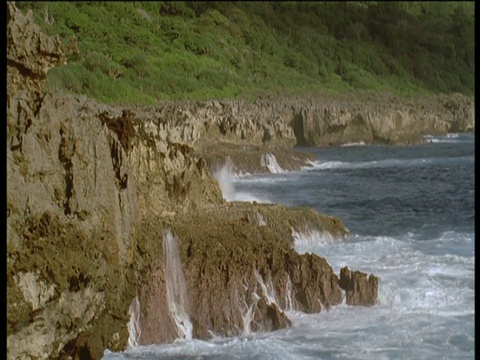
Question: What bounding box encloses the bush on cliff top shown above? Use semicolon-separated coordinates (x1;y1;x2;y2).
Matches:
17;1;474;105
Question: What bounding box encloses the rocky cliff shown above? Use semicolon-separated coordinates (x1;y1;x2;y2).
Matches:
127;91;474;175
8;2;473;359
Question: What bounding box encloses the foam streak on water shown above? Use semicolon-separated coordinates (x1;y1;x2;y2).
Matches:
163;230;193;340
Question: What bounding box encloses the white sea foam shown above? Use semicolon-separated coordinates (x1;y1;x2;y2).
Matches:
428;138;461;143
309;231;474;319
212;156;237;200
341;141;366;147
213;157;271;203
292;227;337;250
237;285;261;336
301;159;348;170
213;156;270;203
103;136;474;360
301;157;442;171
261;153;284;173
446;133;460;138
163;230;193;340
104;230;474;360
254;270;278;306
127;296;141;348
233;174;293;184
424;133;466;143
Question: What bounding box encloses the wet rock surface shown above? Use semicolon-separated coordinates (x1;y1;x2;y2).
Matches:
169;204;346;339
339;266;379;306
7;2;473;359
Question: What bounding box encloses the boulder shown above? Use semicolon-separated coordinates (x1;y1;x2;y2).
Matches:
339;266;379;306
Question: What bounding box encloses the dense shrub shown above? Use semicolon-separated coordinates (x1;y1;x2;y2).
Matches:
16;1;475;104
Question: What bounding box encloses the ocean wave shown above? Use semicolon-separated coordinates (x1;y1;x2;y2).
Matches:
292;227;338;250
301;155;472;171
304;230;475;318
426;138;462;143
261;153;284;174
233;174;294;184
104;334;302;360
423;133;473;144
213;157;271;203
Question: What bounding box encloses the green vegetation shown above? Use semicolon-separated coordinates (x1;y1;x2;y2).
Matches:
17;1;474;104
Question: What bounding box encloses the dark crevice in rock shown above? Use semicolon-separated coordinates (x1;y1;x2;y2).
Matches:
109;137;128;191
59;123;76;216
99;110;136;154
61;338;93;360
262;126;272;143
69;272;90;292
291;112;308;146
219;121;228;135
6;58;46;80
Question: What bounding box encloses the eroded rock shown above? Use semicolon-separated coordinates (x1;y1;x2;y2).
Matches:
339;266;379;306
11;1;478;358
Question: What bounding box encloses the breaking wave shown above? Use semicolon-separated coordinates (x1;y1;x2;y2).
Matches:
302;155;472;171
423;133;472;143
292;227;338;250
261;153;284;173
213;157;271;203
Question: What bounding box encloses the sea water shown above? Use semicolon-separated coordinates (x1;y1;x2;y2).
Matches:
104;133;474;359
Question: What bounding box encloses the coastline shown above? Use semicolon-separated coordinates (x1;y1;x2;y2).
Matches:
6;3;473;359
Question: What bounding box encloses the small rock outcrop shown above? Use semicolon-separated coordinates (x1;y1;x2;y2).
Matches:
339;266;379;306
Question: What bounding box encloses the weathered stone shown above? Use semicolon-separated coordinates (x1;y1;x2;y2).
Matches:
9;2;475;358
339;266;379;306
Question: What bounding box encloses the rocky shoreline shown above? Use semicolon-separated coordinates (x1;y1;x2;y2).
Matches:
6;3;473;359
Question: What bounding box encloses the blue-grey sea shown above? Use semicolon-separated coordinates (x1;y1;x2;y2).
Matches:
104;133;474;359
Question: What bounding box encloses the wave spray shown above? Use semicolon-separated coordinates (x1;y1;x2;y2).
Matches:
163;230;193;340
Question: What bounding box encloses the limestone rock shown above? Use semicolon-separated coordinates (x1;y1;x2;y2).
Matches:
12;1;477;358
339;266;379;306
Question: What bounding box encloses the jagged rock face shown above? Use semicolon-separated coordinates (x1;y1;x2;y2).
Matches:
134;203;352;343
14;2;473;358
6;3;220;359
131;100;297;150
172;205;344;339
129;102;303;176
287;93;474;146
7;3;139;357
131;92;474;175
339;266;379;306
7;2;65;96
132;93;475;155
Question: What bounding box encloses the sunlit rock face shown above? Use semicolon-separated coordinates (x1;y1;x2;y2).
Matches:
9;1;475;358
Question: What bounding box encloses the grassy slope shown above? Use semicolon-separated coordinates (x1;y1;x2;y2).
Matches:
16;1;475;105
